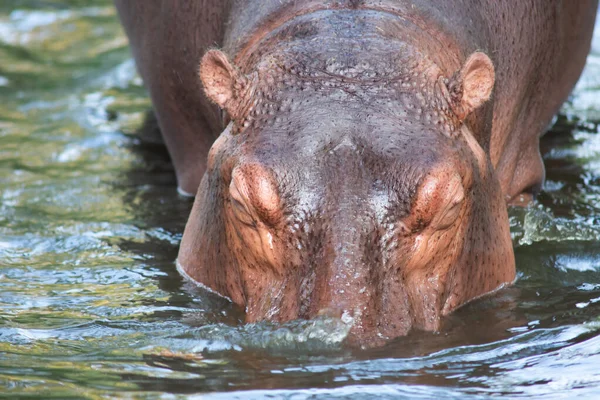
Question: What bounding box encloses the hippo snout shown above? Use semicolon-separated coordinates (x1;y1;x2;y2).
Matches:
307;168;470;346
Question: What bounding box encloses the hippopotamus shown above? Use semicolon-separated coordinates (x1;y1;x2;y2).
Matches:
115;0;597;347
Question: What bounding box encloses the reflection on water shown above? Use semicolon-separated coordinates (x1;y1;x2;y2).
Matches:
1;1;600;398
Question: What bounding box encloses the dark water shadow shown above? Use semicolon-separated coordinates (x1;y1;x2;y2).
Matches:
109;110;243;323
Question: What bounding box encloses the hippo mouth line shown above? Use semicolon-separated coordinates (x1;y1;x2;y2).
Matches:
176;259;233;302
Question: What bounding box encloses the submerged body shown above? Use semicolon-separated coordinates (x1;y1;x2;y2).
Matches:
115;0;597;347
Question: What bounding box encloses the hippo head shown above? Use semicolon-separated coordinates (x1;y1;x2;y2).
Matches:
178;40;515;347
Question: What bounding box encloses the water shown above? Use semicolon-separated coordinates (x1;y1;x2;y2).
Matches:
1;1;600;398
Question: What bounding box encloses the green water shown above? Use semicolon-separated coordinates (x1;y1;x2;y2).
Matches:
1;1;600;398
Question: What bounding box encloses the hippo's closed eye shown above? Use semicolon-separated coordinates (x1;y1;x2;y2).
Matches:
229;175;256;227
229;165;282;228
429;173;465;230
406;169;466;232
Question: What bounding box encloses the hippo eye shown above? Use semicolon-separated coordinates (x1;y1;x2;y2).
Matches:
229;178;257;228
228;165;282;228
231;197;256;226
407;170;465;232
433;191;464;230
429;173;465;230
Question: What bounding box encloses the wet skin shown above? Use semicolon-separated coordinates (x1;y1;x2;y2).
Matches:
115;0;598;347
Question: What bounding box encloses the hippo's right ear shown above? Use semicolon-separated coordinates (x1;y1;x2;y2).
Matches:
446;52;495;121
199;50;253;122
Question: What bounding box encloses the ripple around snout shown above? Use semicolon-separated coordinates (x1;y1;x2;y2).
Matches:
2;1;600;398
174;318;352;354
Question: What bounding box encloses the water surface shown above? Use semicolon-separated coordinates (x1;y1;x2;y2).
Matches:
1;2;600;398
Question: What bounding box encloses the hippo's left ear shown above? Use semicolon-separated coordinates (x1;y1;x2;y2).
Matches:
446;52;495;121
199;50;254;123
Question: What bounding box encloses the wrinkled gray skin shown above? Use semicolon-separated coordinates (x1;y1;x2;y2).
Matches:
115;0;597;347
